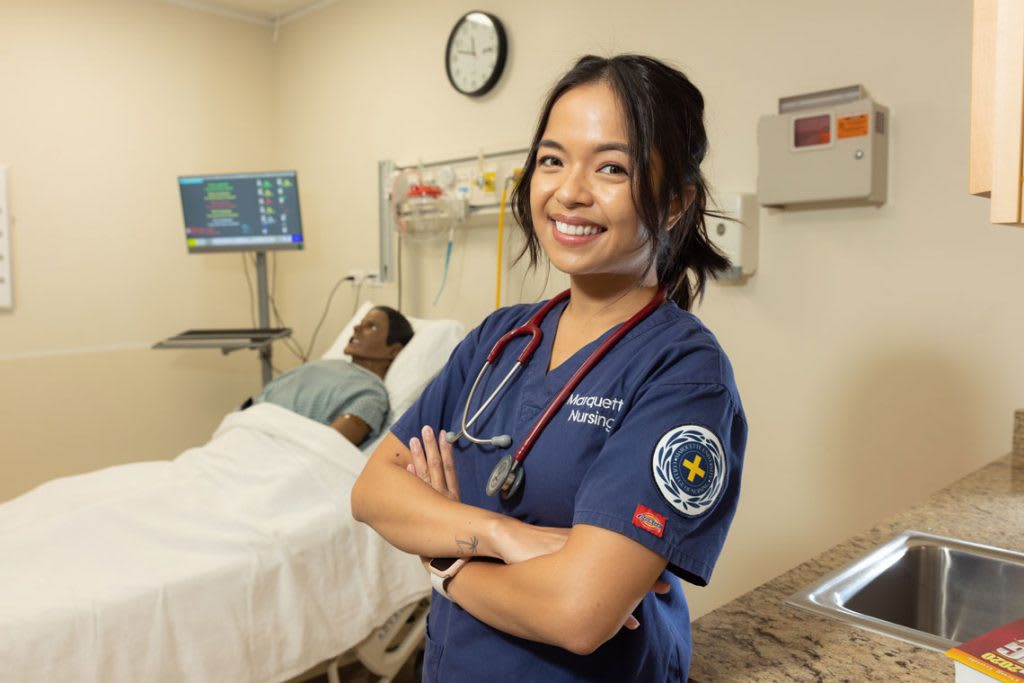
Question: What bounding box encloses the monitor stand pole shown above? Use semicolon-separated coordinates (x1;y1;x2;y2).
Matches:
256;251;272;386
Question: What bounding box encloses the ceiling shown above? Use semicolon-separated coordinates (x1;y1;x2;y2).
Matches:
161;0;336;25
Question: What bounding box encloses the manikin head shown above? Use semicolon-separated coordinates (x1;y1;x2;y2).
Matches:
343;306;414;379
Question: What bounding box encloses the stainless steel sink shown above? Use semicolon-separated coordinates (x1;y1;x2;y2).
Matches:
786;530;1024;651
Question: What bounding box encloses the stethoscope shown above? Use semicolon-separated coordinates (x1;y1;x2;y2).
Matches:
447;286;668;500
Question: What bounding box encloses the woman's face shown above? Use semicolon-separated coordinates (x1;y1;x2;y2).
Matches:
530;81;652;282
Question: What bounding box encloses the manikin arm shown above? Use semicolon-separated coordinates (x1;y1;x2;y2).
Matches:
330;413;371;446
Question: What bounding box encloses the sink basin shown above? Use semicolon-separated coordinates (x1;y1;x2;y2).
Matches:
786;530;1024;651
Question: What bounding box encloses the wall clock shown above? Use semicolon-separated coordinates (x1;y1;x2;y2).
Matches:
445;11;508;97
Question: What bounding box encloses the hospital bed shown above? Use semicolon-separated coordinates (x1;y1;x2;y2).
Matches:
0;305;464;683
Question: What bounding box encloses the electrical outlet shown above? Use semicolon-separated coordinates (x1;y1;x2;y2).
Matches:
347;270;382;286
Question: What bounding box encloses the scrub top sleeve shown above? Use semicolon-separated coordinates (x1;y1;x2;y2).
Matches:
573;382;747;587
391;324;482;447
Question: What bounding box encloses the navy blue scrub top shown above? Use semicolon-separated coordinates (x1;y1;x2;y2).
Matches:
392;297;747;683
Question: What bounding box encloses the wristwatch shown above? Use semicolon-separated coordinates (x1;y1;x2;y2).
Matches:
428;557;468;600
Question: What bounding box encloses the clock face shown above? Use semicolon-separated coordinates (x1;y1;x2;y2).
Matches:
445;12;507;97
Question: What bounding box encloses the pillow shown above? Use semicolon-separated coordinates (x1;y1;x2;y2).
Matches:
321;302;465;420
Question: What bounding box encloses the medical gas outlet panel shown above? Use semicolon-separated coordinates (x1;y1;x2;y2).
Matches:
378;148;528;284
757;85;889;208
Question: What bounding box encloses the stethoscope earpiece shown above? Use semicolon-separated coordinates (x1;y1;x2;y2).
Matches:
445;431;510;448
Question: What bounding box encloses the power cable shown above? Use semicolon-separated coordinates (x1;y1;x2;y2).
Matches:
303;273;355;361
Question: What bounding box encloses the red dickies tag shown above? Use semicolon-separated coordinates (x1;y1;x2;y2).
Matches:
632;504;666;538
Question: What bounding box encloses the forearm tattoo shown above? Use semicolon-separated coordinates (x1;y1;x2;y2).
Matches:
455;535;479;557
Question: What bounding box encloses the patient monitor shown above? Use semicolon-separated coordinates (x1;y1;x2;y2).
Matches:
178;170;305;252
758;85;889;209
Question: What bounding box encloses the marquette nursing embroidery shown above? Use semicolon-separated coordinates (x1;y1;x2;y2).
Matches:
652;425;726;517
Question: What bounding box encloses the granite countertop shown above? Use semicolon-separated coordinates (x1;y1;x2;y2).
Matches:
689;434;1024;681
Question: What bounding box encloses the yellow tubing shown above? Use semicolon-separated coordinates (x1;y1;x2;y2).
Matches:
496;181;509;310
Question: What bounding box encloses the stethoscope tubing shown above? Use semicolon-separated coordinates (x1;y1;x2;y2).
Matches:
449;290;571;447
454;361;522;446
486;290;571;364
509;287;667;465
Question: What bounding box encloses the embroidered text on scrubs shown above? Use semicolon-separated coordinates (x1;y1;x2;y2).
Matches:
566;393;624;411
566;393;624;433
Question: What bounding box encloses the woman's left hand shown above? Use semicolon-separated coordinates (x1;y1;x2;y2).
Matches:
406;426;460;502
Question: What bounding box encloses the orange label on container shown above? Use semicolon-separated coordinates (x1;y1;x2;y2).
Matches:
837;113;869;138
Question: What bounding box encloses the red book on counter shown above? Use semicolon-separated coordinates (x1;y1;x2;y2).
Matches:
947;617;1024;682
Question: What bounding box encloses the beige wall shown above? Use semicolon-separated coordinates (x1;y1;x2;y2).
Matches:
0;1;276;497
3;0;1024;621
271;0;1024;618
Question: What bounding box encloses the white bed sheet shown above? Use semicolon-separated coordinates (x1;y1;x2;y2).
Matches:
0;403;429;683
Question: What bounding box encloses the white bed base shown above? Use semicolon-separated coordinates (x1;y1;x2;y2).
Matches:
323;597;429;683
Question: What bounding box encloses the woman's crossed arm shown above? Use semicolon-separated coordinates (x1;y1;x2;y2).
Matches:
352;427;670;655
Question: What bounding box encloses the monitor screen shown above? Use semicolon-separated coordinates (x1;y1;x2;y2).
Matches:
178;171;304;253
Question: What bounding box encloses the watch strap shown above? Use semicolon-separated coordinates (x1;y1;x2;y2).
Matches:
428;557;468;600
430;570;453;600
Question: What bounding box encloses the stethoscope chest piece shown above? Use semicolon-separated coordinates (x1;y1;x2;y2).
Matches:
486;453;524;500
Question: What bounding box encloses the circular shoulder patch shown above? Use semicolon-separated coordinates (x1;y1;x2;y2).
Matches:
651;424;727;517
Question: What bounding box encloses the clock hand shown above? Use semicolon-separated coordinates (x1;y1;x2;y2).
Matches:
471;36;477;56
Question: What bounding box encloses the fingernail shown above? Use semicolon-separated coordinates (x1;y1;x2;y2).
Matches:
439;429;447;442
410;437;421;451
422;425;433;439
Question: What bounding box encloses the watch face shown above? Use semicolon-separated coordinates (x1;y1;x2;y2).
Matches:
445;12;507;96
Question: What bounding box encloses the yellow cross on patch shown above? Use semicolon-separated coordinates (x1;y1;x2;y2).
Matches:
682;454;705;482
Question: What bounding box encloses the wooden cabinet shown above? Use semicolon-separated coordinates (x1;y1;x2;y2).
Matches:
971;0;1024;224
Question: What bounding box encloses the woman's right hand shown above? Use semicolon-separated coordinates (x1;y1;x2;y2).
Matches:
406;426;460;502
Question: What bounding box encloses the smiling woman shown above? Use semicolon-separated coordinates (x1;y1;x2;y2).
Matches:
352;55;747;683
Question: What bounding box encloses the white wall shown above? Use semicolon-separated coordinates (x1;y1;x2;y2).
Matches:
0;0;276;498
3;0;1022;620
271;0;1024;617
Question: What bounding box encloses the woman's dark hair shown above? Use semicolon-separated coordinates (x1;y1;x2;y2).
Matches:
375;306;415;347
510;54;730;310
